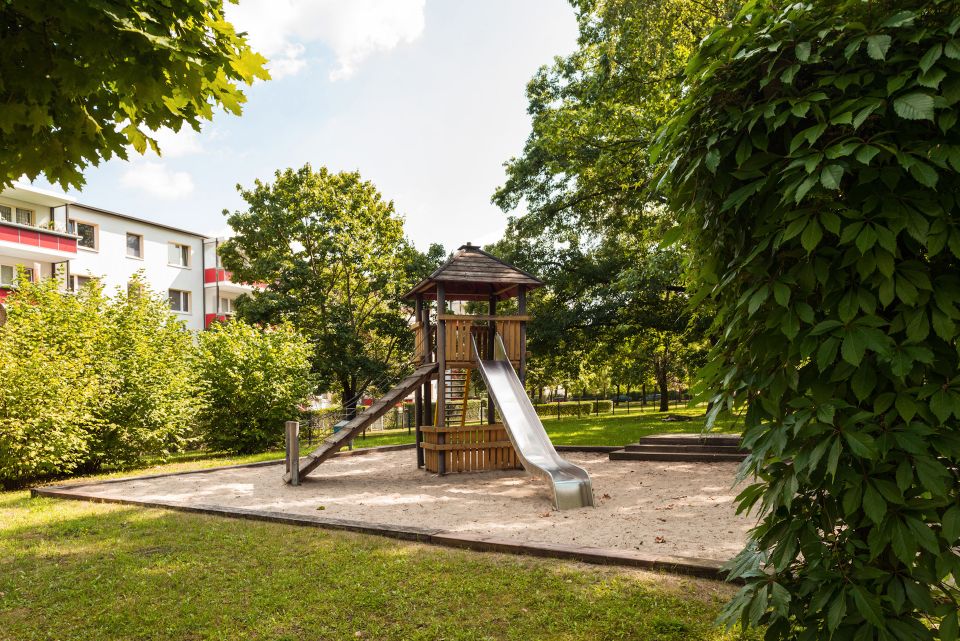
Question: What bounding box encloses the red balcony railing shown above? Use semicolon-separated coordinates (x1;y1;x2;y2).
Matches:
0;221;77;253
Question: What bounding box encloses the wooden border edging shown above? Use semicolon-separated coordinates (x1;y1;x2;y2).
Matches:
28;443;732;581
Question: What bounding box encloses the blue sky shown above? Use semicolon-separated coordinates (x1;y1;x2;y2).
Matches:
39;0;578;252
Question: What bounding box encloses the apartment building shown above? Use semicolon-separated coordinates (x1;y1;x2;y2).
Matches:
0;184;254;330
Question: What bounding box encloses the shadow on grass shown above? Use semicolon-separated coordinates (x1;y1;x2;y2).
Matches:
0;495;758;641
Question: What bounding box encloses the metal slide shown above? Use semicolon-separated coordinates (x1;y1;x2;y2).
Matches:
473;335;595;510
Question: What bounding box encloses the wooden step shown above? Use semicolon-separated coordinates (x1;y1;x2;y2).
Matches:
624;444;745;454
634;435;742;447
609;449;747;463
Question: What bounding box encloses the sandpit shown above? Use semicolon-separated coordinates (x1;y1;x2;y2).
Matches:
45;449;753;563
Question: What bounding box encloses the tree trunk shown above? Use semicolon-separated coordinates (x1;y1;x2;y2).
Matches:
657;370;669;412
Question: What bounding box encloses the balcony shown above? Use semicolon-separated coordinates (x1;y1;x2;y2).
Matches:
203;268;258;294
0;220;78;262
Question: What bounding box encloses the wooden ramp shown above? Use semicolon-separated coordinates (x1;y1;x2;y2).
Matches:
287;362;438;482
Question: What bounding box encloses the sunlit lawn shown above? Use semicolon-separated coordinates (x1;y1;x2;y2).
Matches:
2;446;757;641
347;405;742;450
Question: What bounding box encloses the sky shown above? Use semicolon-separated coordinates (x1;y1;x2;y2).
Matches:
37;0;579;252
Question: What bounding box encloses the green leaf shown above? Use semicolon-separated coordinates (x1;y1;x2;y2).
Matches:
930;389;953;422
851;586;884;627
946;39;960;61
941;611;959;641
841;330;867;365
909;161;938;187
866;35;891;60
855;145;880;165
893;93;935;121
796;42;811;62
801;220;823;251
773;282;791;306
844;430;877;459
882;10;915;28
705;148;720;173
851;365;876;401
820;164;844;190
827;592;846;631
943;504;960;543
862;484;886;524
919;43;942;73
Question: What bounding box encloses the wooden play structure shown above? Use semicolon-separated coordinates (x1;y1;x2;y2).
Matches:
285;244;594;510
287;243;541;480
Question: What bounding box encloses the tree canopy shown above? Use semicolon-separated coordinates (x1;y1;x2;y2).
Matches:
219;165;443;415
0;0;268;189
658;0;960;637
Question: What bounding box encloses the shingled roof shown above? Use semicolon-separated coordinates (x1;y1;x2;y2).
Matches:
404;243;544;301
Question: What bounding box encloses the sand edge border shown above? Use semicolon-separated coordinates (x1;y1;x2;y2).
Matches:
30;443;733;581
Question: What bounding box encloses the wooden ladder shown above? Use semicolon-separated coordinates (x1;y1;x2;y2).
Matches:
439;368;470;427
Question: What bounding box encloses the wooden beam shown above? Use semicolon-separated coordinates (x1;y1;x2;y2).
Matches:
436;283;446;475
436;314;531;321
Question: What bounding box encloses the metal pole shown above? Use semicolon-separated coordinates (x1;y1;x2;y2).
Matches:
285;421;300;486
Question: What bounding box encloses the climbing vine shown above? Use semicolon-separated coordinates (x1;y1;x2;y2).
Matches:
656;0;960;638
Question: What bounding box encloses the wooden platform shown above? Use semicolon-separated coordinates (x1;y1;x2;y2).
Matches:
420;423;521;474
609;434;747;463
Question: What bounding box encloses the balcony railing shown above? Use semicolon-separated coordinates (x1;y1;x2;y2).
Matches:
0;219;78;254
414;315;528;367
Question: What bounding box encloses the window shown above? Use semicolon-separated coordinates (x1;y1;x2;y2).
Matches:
71;275;95;291
126;233;143;258
0;265;33;287
68;220;97;250
16;208;33;226
0;205;10;222
219;297;235;314
168;242;190;267
169;289;190;313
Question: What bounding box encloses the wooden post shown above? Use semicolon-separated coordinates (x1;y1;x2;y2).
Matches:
415;295;425;468
436;284;446;475
518;286;527;385
285;420;300;486
487;293;497;425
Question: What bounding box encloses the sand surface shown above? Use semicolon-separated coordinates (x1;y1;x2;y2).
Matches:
57;451;753;561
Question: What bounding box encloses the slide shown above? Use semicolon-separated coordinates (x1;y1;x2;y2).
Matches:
473;335;595;510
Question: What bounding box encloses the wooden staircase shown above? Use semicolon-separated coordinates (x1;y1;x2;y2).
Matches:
441;368;470;427
287;362;438;482
609;435;747;463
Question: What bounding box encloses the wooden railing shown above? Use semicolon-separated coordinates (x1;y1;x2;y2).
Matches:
437;315;527;366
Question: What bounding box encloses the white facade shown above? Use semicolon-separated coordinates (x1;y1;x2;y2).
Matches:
0;184;251;332
64;204;208;330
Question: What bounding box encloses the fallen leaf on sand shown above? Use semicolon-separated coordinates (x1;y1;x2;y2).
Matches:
601;493;611;499
317;505;326;510
655;536;667;544
539;512;551;518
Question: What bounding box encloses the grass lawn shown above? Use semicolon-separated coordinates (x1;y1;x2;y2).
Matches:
0;408;755;641
1;487;752;641
348;405;742;450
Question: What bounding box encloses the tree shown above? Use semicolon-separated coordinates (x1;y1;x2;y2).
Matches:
489;1;724;407
658;0;960;637
195;320;314;454
0;0;268;189
219;165;441;417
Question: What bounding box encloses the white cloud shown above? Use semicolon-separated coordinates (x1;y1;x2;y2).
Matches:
121;162;194;199
148;127;203;158
227;0;426;80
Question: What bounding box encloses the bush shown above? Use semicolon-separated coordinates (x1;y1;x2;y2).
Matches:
196;321;314;454
0;276;203;486
531;400;595;418
89;275;201;467
660;1;960;637
0;279;103;485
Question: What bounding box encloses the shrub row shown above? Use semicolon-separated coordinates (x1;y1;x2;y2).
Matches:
531;400;613;418
0;277;313;487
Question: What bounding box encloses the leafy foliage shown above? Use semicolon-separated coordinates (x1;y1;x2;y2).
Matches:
657;1;960;638
195;320;314;454
0;0;268;189
490;0;724;400
0;276;201;486
219;165;442;415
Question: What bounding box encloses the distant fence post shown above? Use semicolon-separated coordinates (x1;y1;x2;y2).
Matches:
285;420;300;486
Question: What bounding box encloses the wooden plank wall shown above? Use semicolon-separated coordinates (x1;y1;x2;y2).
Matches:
495;320;522;364
421;424;521;473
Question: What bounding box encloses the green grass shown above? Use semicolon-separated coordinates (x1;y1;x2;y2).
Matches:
349;405;742;449
0;407;756;640
1;485;754;641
